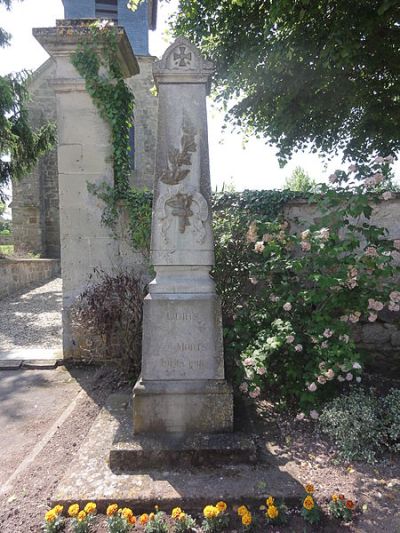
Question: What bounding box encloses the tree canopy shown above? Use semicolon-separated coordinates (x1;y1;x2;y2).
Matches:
0;0;55;201
284;166;317;192
171;0;400;164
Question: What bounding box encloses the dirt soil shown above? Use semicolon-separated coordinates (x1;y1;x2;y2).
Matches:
0;366;399;533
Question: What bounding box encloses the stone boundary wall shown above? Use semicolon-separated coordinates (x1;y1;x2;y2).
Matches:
283;194;400;372
0;258;60;299
0;235;13;246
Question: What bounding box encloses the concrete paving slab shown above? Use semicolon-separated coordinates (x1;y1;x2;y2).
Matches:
0;360;21;370
22;359;59;369
53;393;304;511
0;367;93;487
0;347;63;361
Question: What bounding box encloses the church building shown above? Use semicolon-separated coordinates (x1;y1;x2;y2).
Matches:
12;0;159;258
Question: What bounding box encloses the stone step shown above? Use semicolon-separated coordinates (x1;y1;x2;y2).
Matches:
52;392;305;511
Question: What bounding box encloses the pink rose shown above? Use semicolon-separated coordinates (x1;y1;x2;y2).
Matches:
323;329;333;338
390;291;400;303
269;294;280;302
239;382;248;393
263;233;273;242
321;341;329;349
243;357;255;367
301;241;311;252
249;387;260;399
308;382;317;392
286;335;295;344
309;410;319;420
346;372;353;381
368;312;378;322
325;369;335;380
365;246;378;257
256;367;266;375
283;302;292;311
353;362;361;369
317;375;327;385
296;412;305;421
382;191;393;201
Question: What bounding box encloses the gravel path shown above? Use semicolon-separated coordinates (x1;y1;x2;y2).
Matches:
0;278;62;351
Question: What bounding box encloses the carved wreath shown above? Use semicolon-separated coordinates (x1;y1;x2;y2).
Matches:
160;111;197;185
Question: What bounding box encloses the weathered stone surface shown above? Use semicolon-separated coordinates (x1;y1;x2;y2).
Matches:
391;331;400;347
133;38;233;434
0;258;60;300
53;393;303;510
362;323;391;344
133;379;233;434
0;360;22;370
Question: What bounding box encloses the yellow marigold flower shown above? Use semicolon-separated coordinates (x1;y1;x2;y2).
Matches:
45;510;57;523
237;505;248;517
331;493;339;502
121;508;133;520
68;504;80;518
106;504;119;517
216;501;227;513
203;505;219;519
267;505;279;520
266;496;274;507
305;483;315;494
178;512;186;521
84;502;97;515
53;505;63;516
128;515;137;525
149;512;155;521
172;507;183;519
77;510;86;522
242;512;252;526
140;513;149;525
303;496;314;511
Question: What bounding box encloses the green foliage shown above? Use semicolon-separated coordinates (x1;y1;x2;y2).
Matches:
72;21;153;253
172;0;400;163
0;1;56;200
144;511;169;533
284;166;317;193
383;388;400;453
319;388;384;463
72;22;134;195
328;497;355;523
219;161;400;412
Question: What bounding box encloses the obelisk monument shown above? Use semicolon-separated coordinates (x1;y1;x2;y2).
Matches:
133;37;233;434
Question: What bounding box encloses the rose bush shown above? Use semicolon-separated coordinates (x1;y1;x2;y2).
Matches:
222;157;400;413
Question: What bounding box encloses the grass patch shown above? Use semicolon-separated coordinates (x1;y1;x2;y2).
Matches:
0;245;14;255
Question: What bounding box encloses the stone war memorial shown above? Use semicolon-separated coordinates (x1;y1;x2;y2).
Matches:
47;26;269;508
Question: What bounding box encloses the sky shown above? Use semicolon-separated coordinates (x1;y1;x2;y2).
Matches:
0;0;398;193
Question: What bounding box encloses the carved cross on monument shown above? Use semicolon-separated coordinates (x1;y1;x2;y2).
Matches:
173;45;192;67
132;37;233;434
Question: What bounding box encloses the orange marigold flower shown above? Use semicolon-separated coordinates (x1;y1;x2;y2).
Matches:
267;505;279;520
242;512;252;526
266;496;274;507
77;510;86;522
346;500;355;510
237;505;248;516
331;494;339;502
303;496;314;511
172;507;183;519
149;512;155;521
45;510;57;523
68;504;80;518
128;515;137;525
53;505;63;516
305;483;315;494
106;504;119;517
203;505;219;519
140;513;149;525
339;494;345;500
216;501;227;513
84;502;97;515
121;508;133;520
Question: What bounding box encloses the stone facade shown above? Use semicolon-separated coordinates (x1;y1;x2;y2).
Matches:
0;258;60;299
12;60;60;258
12;1;158;257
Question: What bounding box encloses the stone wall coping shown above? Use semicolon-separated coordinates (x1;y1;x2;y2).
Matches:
0;258;60;264
33;20;139;79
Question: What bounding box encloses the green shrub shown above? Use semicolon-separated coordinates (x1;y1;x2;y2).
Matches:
215;159;400;413
383;388;400;453
319;388;383;463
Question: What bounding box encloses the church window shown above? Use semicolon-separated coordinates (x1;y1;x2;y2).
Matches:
95;0;118;23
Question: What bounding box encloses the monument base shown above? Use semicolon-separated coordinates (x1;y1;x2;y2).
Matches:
132;379;233;434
